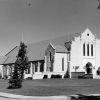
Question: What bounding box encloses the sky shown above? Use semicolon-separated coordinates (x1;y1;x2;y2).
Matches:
0;0;100;56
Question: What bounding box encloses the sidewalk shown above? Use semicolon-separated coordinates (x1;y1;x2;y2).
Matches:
0;92;71;100
0;92;100;100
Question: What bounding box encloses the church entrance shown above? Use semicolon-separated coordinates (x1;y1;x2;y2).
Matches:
86;62;92;74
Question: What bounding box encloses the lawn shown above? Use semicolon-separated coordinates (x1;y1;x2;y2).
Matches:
0;79;100;96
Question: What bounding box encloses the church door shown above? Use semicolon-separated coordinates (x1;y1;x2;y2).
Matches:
86;62;92;74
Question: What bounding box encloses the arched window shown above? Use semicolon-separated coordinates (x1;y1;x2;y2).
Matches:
87;44;89;56
50;52;52;61
40;62;44;72
83;43;85;56
25;63;30;74
35;62;38;72
62;58;64;71
91;44;93;56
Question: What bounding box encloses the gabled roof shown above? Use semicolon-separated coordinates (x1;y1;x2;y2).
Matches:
83;28;94;35
0;46;19;65
0;34;74;65
0;56;8;65
53;45;67;53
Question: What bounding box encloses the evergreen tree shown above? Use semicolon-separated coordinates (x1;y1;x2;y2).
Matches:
8;42;29;89
15;42;29;80
98;0;100;9
8;64;22;89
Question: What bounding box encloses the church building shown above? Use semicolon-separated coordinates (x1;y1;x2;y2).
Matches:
0;28;100;79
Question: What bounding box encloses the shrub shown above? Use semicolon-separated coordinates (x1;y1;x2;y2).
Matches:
64;74;70;78
97;70;100;75
0;74;2;79
51;74;54;79
78;75;84;79
26;77;32;80
51;74;62;79
96;67;100;75
78;74;93;79
3;75;8;79
7;78;22;89
43;75;48;79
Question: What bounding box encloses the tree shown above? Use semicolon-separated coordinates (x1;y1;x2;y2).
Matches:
64;41;71;78
97;0;100;9
8;64;22;89
16;42;29;80
8;42;29;89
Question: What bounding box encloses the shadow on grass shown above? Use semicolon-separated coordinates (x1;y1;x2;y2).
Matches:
70;94;100;100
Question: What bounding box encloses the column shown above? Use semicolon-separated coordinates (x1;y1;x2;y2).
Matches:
7;65;9;76
38;62;41;72
30;62;33;74
1;65;3;78
30;62;33;78
12;65;14;73
93;43;95;56
33;63;35;74
3;65;7;78
52;56;55;72
85;43;87;56
7;65;10;79
44;56;47;72
2;66;5;78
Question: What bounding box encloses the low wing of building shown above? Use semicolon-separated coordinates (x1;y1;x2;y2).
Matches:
0;34;71;79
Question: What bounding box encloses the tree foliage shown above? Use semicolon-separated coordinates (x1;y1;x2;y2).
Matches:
97;0;100;9
8;42;29;89
15;42;29;79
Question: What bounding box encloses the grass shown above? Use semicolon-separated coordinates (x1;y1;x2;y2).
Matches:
0;79;100;96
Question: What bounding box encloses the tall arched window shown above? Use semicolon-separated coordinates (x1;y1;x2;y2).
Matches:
83;43;85;56
91;44;93;56
62;58;64;71
50;52;52;61
87;44;89;56
35;62;38;72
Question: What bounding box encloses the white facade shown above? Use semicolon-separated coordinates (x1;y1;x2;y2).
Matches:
70;28;100;79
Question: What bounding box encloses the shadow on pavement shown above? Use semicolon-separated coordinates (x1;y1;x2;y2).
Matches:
70;94;100;100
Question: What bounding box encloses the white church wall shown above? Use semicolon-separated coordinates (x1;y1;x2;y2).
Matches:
95;40;100;69
81;29;98;78
70;28;98;78
54;53;67;74
43;52;67;78
81;30;96;75
0;65;3;78
81;28;95;42
70;40;83;73
94;40;100;78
